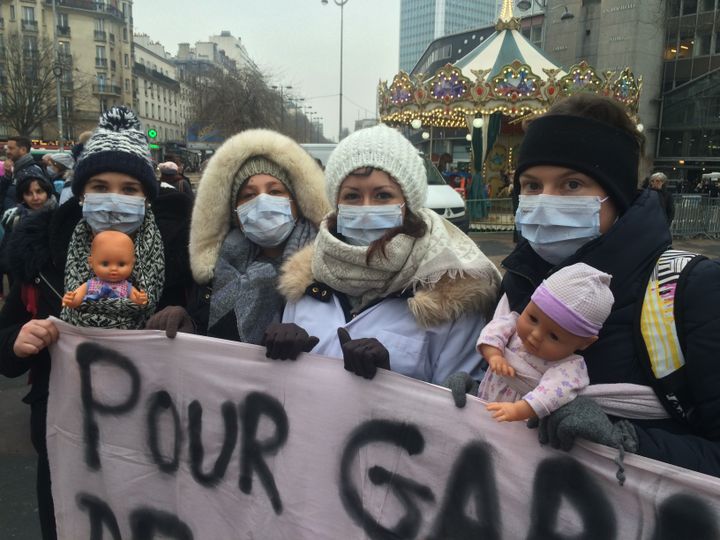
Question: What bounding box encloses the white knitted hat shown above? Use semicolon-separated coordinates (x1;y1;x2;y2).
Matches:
531;263;614;337
325;124;427;211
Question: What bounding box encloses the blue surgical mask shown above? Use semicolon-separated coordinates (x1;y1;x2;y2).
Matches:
516;194;606;265
82;193;147;235
337;204;404;246
236;193;296;247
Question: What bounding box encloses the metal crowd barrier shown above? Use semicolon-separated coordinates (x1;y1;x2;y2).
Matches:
466;198;515;231
671;195;720;239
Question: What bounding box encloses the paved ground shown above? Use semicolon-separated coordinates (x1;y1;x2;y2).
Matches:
1;232;718;538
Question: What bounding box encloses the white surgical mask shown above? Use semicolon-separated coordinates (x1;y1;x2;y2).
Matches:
82;193;146;235
236;193;296;247
46;165;58;176
337;203;404;246
516;194;606;265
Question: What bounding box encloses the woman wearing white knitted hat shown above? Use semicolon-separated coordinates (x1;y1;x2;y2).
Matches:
264;123;501;384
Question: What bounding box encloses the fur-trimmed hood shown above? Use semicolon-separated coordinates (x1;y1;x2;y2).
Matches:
190;129;330;284
278;244;501;328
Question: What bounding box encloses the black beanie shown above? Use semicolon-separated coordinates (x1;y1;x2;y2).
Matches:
72;107;158;201
515;115;639;213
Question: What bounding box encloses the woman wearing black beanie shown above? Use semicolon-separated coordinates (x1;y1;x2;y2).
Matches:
492;93;720;478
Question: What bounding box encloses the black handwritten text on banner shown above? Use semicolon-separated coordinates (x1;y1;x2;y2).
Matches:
47;320;720;539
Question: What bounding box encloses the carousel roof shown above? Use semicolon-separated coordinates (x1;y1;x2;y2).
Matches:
377;0;642;128
454;27;565;83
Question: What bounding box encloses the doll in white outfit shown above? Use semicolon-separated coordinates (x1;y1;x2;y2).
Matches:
477;263;614;422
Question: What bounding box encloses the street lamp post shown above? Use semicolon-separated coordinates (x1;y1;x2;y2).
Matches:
293;97;305;140
321;0;349;142
51;0;64;149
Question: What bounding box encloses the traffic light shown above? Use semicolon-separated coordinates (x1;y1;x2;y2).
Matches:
147;129;158;139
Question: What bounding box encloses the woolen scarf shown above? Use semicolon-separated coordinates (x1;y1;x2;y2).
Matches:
208;217;317;344
60;208;165;329
312;208;495;310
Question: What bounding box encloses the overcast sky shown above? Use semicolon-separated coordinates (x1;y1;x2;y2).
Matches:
133;0;401;142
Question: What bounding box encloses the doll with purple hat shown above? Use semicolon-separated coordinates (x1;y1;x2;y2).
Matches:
477;263;614;422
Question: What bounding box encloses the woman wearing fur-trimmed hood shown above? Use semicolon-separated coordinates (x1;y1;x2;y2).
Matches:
148;129;329;344
264;124;501;385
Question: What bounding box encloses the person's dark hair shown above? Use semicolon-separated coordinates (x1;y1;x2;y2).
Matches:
9;136;32;153
16;174;53;204
545;93;645;154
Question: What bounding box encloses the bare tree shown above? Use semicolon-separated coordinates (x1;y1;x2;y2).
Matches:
186;65;281;139
0;33;59;136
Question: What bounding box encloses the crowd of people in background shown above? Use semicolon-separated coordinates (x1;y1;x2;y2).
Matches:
0;94;718;539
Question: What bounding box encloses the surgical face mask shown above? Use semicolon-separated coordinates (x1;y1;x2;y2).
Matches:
515;194;606;265
337;204;404;246
236;193;296;247
82;193;147;235
46;165;58;177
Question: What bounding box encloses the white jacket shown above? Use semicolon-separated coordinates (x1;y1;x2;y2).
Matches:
283;293;486;384
279;245;500;385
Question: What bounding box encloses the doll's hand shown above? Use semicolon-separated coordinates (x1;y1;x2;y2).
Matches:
13;319;59;358
131;289;148;305
487;354;515;377
62;291;81;308
486;400;534;422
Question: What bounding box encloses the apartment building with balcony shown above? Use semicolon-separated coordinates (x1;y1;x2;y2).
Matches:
133;34;187;147
0;0;134;140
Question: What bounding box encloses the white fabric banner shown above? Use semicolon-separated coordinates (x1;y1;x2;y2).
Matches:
47;319;720;539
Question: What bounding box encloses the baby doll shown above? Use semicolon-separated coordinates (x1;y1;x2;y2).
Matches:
63;230;148;308
477;263;614;422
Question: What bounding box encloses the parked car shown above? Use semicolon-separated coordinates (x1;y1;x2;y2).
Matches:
301;143;469;233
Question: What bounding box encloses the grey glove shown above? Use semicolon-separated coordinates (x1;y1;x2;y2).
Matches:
145;306;195;338
527;396;639;485
441;372;480;408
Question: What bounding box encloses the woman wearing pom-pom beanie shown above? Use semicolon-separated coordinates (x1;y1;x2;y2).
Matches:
0;106;192;539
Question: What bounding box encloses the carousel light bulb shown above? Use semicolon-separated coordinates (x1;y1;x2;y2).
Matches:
421;132;430;140
411;118;422;130
472;117;484;128
465;133;472;141
637;123;644;133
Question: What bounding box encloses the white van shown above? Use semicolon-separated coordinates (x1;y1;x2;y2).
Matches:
301;144;469;232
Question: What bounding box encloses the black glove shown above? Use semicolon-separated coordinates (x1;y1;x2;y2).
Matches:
441;372;480;408
337;327;390;380
145;306;195;338
261;323;319;360
527;396;639;485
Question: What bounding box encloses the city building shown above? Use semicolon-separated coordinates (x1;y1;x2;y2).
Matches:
133;34;186;151
208;30;256;71
0;0;134;141
541;1;664;171
655;0;720;182
399;0;497;72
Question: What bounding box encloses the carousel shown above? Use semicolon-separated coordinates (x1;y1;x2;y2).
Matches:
377;0;643;203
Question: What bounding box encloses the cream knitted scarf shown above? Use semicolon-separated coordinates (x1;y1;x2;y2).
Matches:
312;208;497;310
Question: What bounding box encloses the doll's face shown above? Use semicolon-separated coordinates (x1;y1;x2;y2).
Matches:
88;231;136;283
516;301;597;362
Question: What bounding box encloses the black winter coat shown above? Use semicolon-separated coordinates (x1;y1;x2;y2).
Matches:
501;189;720;477
0;189;193;403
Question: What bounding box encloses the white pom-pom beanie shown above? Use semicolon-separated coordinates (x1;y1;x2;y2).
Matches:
324;123;427;212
